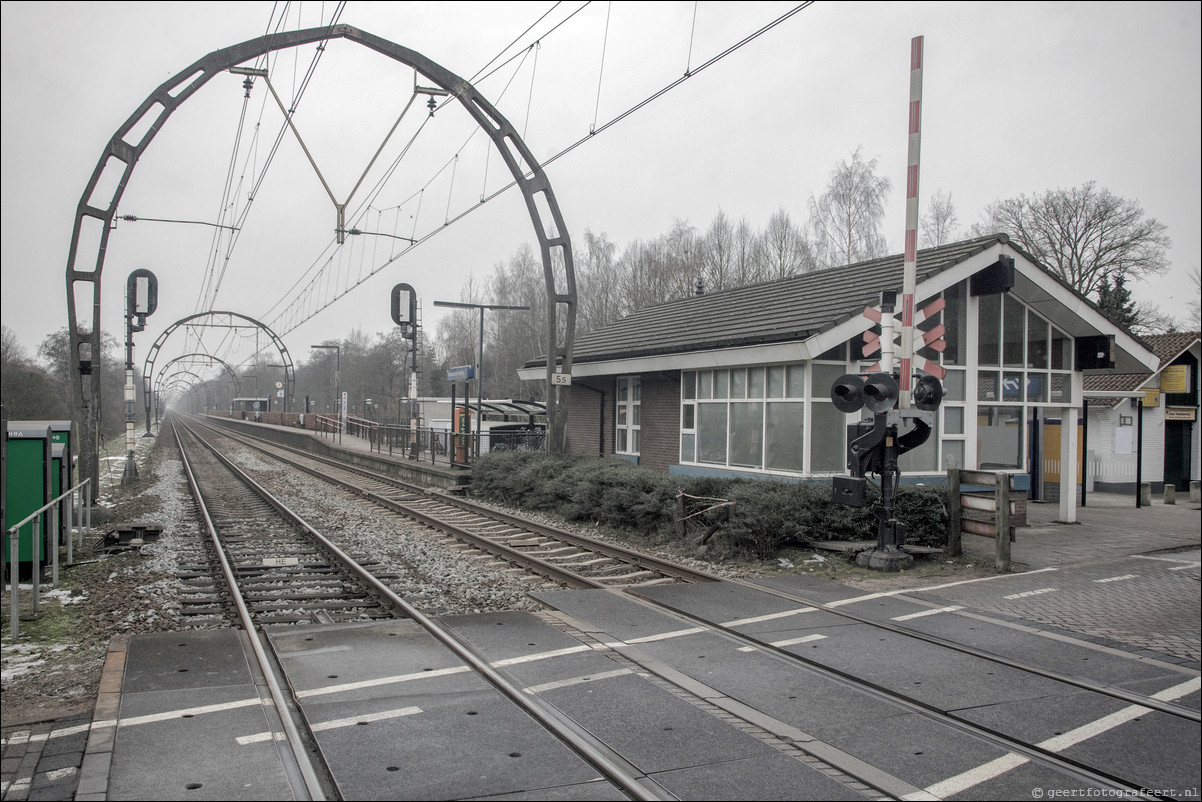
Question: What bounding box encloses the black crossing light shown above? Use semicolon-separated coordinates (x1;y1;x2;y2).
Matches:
862;372;900;414
831;374;866;413
912;374;944;411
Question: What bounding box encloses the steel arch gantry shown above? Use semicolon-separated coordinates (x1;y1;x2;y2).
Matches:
151;352;242;424
142;312;293;429
66;23;577;490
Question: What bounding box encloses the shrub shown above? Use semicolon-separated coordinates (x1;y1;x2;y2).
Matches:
470;452;949;560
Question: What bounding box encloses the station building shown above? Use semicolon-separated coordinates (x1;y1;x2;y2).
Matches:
519;234;1191;520
1083;332;1201;495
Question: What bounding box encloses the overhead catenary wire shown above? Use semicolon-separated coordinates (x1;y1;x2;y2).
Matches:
261;2;817;341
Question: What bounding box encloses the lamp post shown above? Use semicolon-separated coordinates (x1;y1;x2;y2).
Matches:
311;344;341;441
433;300;529;457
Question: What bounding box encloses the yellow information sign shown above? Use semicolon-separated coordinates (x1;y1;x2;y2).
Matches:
1142;388;1160;407
1161;365;1190;394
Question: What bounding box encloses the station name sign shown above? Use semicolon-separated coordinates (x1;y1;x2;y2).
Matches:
447;365;475;381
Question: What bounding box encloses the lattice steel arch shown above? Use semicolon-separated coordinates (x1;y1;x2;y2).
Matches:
67;24;577;490
142;312;293;430
151;353;242;425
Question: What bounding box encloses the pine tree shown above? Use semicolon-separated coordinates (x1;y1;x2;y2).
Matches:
1096;271;1138;330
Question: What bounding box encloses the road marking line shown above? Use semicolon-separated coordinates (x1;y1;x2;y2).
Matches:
1135;555;1202;567
722;607;817;627
1168;564;1200;571
827;567;1060;607
892;606;964;621
1002;587;1057;599
905;752;1029;800
523;668;632;694
909;676;1201;798
296;666;471;698
94;697;263;728
1093;574;1139;583
493;645;593;666
769;634;827;647
237;706;426;743
626;627;707;644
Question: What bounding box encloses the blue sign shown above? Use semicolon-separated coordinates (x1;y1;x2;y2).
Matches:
447;365;475;381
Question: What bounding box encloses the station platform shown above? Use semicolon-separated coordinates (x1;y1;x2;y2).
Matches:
199;414;473;491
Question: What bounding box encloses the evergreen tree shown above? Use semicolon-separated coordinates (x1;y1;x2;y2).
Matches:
1096;271;1138;330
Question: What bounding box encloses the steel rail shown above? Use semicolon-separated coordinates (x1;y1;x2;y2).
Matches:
177;415;669;801
170;419;328;800
707;576;1202;724
194;415;719;585
197;415;1198;722
610;585;1170;799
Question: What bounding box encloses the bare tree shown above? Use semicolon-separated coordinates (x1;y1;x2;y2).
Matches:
575;229;620;332
757;207;815;279
699;209;736;292
974;181;1171;299
1188;265;1201;331
807;147;892;269
920;189;959;248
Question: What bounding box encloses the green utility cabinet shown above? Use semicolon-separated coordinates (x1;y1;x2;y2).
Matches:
4;422;53;567
16;420;74;547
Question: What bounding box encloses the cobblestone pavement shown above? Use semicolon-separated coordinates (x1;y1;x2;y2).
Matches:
915;550;1201;664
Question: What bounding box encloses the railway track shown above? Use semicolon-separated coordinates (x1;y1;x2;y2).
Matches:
189;414;720;591
169;414;670;800
172;414;1197;800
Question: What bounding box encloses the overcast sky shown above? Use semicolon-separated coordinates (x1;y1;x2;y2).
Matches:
2;1;1199;382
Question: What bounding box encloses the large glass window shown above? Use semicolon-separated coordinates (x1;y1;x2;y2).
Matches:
681;363;810;473
810;403;847;472
616;376;641;455
1003;295;1026;367
978;407;1024;469
765;403;804;471
943;284;966;366
978;294;1001;366
729;403;764;467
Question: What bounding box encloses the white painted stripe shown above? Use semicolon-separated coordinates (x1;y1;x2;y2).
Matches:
769;634;827;648
523;668;632;694
235;731;286;745
1135;555;1202;567
914;752;1030;799
1002;587;1057;599
721;607;816;627
493;645;592;666
1093;574;1138;583
826;567;1060;607
1151;676;1201;701
1036;705;1149;752
278;644;353;657
1169;564;1200;571
626;627;707;644
295;665;471;698
892;605;964;621
94;697;263;728
912;674;1202;797
310;706;423;732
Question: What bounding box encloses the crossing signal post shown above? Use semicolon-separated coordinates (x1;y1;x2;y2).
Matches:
122;270;157;484
830;369;942;572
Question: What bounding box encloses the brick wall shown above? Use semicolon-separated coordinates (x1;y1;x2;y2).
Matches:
638;372;681;472
562;372;681;471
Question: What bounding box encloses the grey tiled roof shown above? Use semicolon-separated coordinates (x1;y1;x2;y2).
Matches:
1084;332;1201;407
531;235;1007;367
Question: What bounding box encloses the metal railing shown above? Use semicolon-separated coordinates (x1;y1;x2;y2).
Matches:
4;479;94;639
367;425;546;467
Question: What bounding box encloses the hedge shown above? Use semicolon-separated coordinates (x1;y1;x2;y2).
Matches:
470;452;948;560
